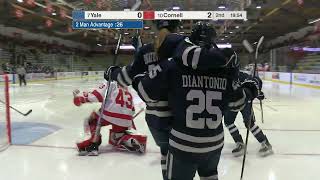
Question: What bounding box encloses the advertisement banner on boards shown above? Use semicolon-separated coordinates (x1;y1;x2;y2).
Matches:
272;72;280;80
279;73;291;82
293;73;320;86
265;72;272;80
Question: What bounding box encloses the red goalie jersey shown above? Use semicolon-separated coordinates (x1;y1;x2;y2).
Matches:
73;81;135;129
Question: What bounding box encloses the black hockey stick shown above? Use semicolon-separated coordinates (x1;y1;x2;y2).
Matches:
259;100;264;123
0;99;32;116
243;37;265;123
133;108;145;119
240;106;255;180
254;37;265;124
240;36;264;180
112;32;123;65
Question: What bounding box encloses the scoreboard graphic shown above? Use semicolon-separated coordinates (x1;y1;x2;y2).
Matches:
72;11;247;29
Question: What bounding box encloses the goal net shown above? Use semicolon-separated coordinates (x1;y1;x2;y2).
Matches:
0;75;11;151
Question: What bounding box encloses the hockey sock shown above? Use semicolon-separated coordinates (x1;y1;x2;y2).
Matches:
249;124;266;143
226;123;244;143
161;155;168;180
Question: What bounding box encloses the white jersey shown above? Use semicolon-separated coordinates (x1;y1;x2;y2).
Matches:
78;81;135;128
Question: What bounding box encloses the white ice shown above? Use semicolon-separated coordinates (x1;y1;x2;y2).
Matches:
0;78;319;180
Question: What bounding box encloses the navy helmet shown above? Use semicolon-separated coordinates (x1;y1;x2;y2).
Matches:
155;20;180;32
222;48;240;77
189;21;217;48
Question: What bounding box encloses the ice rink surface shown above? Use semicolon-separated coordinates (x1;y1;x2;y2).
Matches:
0;78;319;180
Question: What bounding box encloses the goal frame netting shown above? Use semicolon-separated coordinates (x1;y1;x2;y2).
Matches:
0;74;11;151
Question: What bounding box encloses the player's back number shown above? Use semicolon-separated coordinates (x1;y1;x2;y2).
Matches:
186;90;222;129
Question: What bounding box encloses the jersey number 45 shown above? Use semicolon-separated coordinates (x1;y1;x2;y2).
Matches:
186;90;222;129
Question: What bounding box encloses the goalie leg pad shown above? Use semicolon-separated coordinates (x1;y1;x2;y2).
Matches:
117;134;147;153
108;125;130;145
109;129;147;153
76;112;111;155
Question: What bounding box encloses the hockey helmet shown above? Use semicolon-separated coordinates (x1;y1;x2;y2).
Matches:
189;21;217;48
222;48;240;77
155;20;180;32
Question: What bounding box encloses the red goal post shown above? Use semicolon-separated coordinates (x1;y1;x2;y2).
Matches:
0;74;11;151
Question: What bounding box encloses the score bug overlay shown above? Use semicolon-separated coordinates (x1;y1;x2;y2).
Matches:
72;21;143;29
72;10;247;29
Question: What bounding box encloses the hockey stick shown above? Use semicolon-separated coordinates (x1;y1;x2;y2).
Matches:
133;107;145;119
243;37;265;123
259;100;264;123
240;36;264;180
0;99;32;116
255;37;265;124
92;32;123;145
240;106;255;180
112;32;123;65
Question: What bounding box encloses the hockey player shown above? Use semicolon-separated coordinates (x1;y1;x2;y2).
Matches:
131;22;261;180
224;71;273;157
106;20;184;179
73;81;147;156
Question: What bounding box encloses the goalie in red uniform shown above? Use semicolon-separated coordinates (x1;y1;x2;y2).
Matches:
73;80;147;156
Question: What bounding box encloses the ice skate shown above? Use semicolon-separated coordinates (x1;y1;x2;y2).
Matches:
86;142;100;156
131;138;145;153
258;140;273;157
232;142;245;157
77;147;89;156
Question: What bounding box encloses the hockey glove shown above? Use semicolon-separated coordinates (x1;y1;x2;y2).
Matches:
73;97;85;106
104;66;120;81
257;91;265;100
73;89;84;106
241;79;259;100
253;76;263;90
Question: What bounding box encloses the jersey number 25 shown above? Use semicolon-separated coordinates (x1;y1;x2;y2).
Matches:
186;90;222;129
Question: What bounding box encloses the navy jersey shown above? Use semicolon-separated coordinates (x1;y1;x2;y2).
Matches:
111;34;185;87
158;33;186;60
132;55;248;160
172;37;231;70
110;34;185;129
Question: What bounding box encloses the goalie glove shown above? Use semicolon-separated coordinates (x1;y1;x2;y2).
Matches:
73;89;86;106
